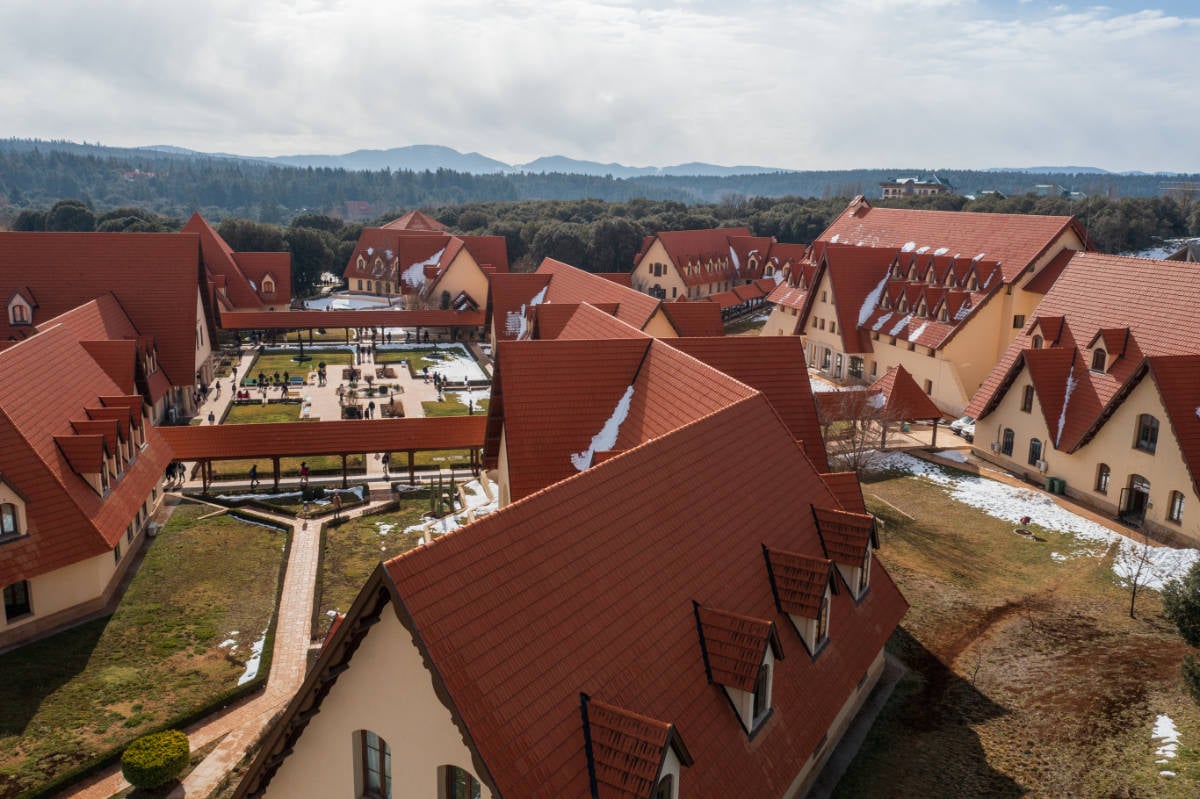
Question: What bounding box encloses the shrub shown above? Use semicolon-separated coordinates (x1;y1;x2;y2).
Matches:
121;729;190;788
1163;560;1200;647
1185;655;1200;705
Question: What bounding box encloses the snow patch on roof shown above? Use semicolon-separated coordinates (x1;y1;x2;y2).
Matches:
916;246;930;255
1055;364;1078;447
872;312;894;332
909;321;928;342
729;245;741;272
401;246;446;288
934;247;949;256
571;385;635;471
901;241;916;253
859;274;890;327
867;393;887;409
889;314;912;336
830;234;840;244
954;303;973;322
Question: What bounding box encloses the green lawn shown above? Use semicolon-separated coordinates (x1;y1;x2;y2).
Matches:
223;403;306;425
315;494;431;638
0;502;287;799
420;396;489;417
243;351;354;385
210;455;366;480
375;346;469;374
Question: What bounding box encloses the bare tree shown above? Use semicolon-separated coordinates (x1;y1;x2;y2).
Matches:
1115;533;1154;619
817;389;889;476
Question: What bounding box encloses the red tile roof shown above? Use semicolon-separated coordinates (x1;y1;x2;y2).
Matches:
668;336;830;472
1023;248;1074;294
764;547;835;618
821;198;1086;284
487;273;553;341
234;252;293;307
819;472;868;514
869;365;942;420
382;210;447;231
0;323;171;587
969;254;1200;469
595;272;633;287
581;695;685;799
547;303;647;341
1147;355;1200;496
0;232;203;387
821;245;903;354
460;236;509;273
157;417;485;461
812;507;875;566
696;605;780;692
184;214;292;309
538;259;663;330
659;301;724;337
707;290;742;309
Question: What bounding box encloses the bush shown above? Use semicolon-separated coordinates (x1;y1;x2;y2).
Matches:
1184;655;1200;705
121;730;190;788
1163;560;1200;647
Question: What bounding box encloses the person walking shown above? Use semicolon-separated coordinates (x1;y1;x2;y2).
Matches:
300;462;310;487
249;463;259;489
208;410;216;424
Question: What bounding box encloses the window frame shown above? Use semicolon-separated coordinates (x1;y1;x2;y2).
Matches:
1020;385;1034;413
4;580;32;621
1134;414;1159;454
1168;491;1185;524
1095;463;1110;494
0;502;19;538
1001;428;1014;456
359;730;391;799
1028;438;1043;467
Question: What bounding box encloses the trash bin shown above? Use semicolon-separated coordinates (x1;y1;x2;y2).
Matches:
901;422;911;433
1055;477;1067;495
1044;476;1056;492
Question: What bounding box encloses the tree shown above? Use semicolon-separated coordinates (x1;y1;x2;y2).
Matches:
1114;533;1154;618
816;389;888;475
218;217;285;252
284;226;334;298
1183;654;1200;704
1163;559;1200;646
12;209;46;230
45;199;94;231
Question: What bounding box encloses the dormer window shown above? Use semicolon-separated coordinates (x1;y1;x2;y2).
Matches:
1090;348;1107;372
356;255;365;271
880;295;890;310
945;272;957;288
1032;335;1043;349
7;294;33;326
938;305;949;323
897;297;909;313
917;300;927;318
968;275;979;290
907;265;919;281
580;694;692;799
261;275;276;296
694;605;781;736
763;547;836;658
926;270;937;286
891;263;903;279
812;506;877;601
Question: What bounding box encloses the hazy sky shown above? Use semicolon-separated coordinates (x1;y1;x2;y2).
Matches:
2;0;1197;171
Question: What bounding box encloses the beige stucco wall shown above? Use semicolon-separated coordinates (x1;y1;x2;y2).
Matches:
643;309;678;338
974;368;1200;545
631;240;688;300
194;290;214;384
263;609;492;799
427;251;487;310
765;304;803;337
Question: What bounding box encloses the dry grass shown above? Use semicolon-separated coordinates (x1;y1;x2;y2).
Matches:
835;466;1200;797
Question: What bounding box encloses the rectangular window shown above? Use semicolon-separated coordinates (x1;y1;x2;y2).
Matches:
1095;464;1110;494
924;379;933;395
113;543;122;564
1168;491;1185;524
1135;415;1159;454
907;342;916;351
830;321;836;334
1013;314;1026;328
1021;385;1034;413
811;317;818;329
752;664;771;724
819;319;826;330
4;580;32;621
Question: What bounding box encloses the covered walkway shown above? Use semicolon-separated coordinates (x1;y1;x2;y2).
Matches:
219;308;485;333
159;416;487;490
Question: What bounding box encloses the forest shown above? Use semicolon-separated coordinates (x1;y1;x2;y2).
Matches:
6;193;1197;299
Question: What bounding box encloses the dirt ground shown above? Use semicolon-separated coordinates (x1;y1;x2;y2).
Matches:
834;466;1199;798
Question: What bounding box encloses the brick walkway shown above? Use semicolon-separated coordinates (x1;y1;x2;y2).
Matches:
61;496;394;799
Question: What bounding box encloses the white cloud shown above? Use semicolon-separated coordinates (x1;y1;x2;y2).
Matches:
0;0;1196;172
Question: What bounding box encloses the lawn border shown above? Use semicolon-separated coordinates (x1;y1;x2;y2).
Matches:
13;512;293;799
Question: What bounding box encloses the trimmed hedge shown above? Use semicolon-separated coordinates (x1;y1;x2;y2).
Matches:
121;729;190;788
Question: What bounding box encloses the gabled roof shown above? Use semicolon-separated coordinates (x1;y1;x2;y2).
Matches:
820;197;1086;285
812;507;876;566
488;273;553;341
460;236;509;273
1023;248;1075;294
184;214;292;310
695;605;781;692
0;323;170;587
659;301;724;337
969;254;1200;457
0;232;202;386
1147;355;1200;497
581;695;692;799
381;209;447;231
869;365;942;421
548;303;647;341
820;245;901;354
595;272;633;287
538;259;663;331
668;336;829;472
764;547;835;618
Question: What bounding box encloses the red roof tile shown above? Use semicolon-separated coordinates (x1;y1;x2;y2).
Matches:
668;336;830;472
1023;248;1074;294
488;273;554;341
813;507;875;566
821;198;1086;284
764;547;834;618
548;303;647;341
696;606;779;692
821;245;901;354
659;301;724;337
1147;355;1200;496
0;232;203;387
581;695;680;799
595;272;633;287
382;210;447;231
460;236;509;273
870;365;942;420
538;259;663;331
819;472;868;514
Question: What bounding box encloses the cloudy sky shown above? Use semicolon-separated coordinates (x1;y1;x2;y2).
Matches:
1;0;1197;172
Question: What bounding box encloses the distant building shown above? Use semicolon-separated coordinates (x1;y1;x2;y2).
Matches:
879;175;954;199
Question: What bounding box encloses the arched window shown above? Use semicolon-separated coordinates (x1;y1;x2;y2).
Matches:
261;276;275;295
1168;491;1185;524
0;503;18;537
357;255;366;271
1001;428;1014;456
764;264;775;276
938;305;949;322
1028;438;1043;467
1095;463;1110;494
1021;385;1034;413
653;774;675;799
1091;349;1106;372
357;730;391;798
816;592;830;644
9;303;28;325
1134;414;1159;453
1032;335;1043;349
442;765;482;799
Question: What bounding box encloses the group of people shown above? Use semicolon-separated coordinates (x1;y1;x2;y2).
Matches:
164;461;188;487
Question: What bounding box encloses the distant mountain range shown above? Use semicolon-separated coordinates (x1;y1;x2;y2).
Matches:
136;144;786;177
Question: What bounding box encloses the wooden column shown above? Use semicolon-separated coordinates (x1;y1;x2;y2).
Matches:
272;456;281;490
931;418;938;448
341;454;348;489
408;451;416;484
880;421;888;450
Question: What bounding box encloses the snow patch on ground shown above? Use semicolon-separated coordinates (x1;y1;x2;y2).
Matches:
571;386;635;471
935;449;969;463
376;522;395;536
237;629;268;686
1153;714;1180;771
873;452;1199;589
